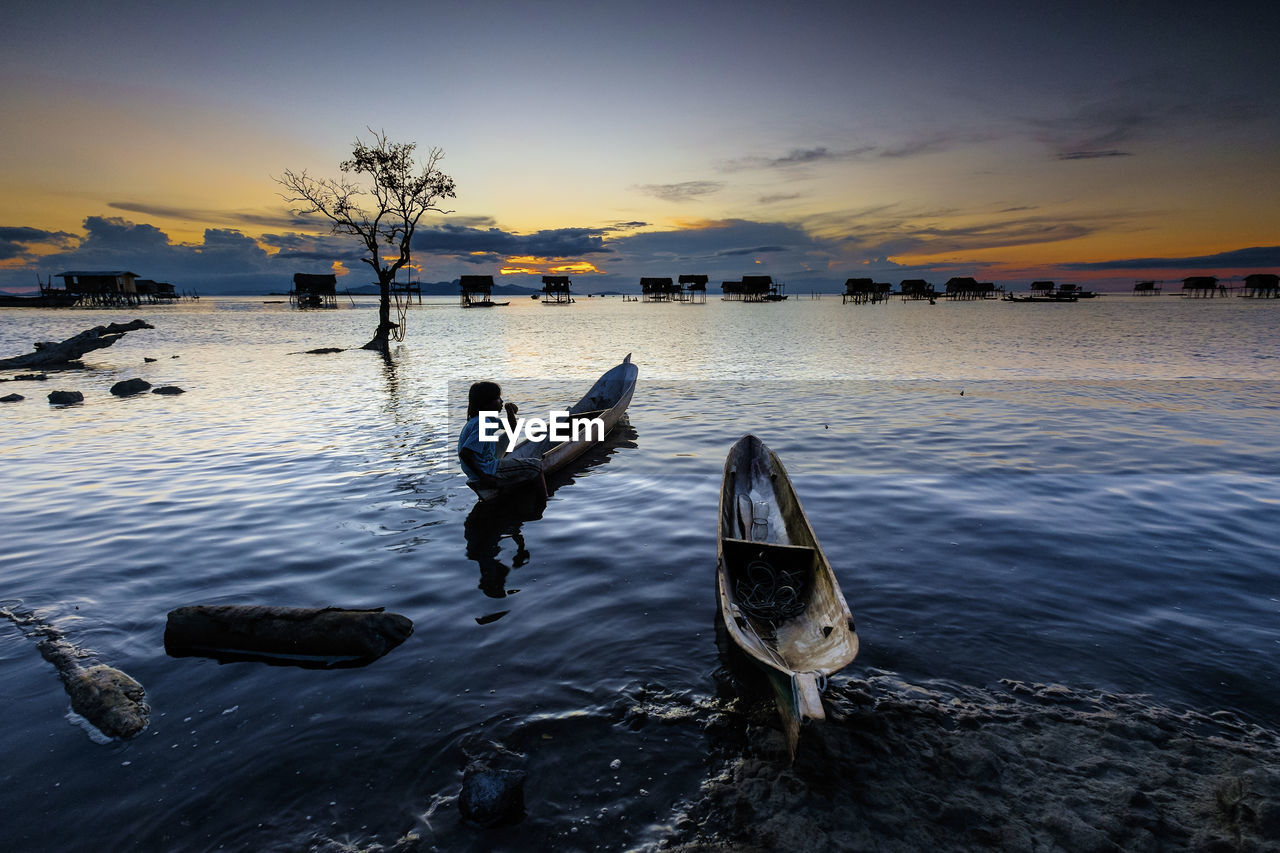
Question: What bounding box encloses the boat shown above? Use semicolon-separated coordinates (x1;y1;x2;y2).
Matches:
470;354;638;501
717;434;858;757
1002;290;1079;302
462;299;510;308
1002;293;1077;302
0;291;79;308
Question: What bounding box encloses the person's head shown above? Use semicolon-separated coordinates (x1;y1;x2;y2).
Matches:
467;381;502;418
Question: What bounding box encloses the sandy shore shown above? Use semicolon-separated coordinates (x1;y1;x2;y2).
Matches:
653;672;1280;852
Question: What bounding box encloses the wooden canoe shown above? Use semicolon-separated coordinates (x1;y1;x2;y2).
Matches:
717;434;858;755
470;354;638;501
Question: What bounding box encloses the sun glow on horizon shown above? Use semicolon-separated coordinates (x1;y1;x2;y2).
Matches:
498;256;605;276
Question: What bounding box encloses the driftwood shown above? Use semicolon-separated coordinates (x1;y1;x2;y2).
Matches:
164;605;414;668
0;319;154;369
1;604;149;740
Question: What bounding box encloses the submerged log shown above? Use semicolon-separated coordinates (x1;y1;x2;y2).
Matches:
0;319;154;369
37;640;149;740
1;604;149;740
164;605;414;668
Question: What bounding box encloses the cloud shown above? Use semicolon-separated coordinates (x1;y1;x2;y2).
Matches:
633;181;724;202
758;193;802;205
24;216;291;292
721;147;869;171
411;224;610;258
721;133;985;172
716;245;788;256
800;204;1120;259
258;231;365;263
0;226;76;261
1024;74;1276;161
1060;245;1280;271
1056;150;1133;161
109;201;318;230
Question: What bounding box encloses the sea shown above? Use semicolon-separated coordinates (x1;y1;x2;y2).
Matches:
0;293;1277;851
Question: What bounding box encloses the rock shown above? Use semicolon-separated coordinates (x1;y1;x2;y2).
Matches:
459;763;527;827
1;393;23;402
144;357;157;362
110;378;152;396
48;390;83;405
304;347;345;354
15;373;47;381
152;386;185;395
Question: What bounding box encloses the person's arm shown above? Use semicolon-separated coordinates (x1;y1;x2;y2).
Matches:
459;447;499;487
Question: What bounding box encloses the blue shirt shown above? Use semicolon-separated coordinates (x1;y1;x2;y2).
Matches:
458;415;501;483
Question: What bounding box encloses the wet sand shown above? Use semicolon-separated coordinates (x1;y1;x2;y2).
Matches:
655;672;1280;852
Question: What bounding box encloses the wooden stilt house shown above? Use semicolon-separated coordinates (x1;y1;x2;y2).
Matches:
678;274;708;303
460;275;508;307
56;271;141;307
291;273;338;309
1242;273;1278;298
899;279;936;301
640;277;680;302
1181;276;1221;298
541;276;574;304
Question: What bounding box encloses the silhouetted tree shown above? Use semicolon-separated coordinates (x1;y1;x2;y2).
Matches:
277;131;456;353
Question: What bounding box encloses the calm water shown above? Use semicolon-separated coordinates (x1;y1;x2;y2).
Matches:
1;294;1277;851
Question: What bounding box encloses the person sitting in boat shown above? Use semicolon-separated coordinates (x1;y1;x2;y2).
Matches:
458;381;546;494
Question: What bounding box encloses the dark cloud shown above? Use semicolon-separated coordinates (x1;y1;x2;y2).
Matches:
610;219;822;262
1025;74;1277;161
109;201;317;230
0;226;76;261
801;204;1119;259
716;245;788;256
24;216;290;292
411;224;610;257
721;133;984;172
75;216;172;254
1061;246;1280;271
633;181;724;202
758;193;802;205
721;147;868;171
1056;150;1133;161
259;231;364;263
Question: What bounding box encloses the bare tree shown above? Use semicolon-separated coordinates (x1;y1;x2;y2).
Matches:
277;131;456;353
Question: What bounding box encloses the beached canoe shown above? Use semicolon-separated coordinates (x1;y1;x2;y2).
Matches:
470;354;638;501
717;434;859;756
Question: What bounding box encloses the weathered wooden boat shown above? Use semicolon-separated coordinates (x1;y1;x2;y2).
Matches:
462;299;511;308
470;354;638;501
0;291;79;308
1002;292;1078;302
717;434;858;756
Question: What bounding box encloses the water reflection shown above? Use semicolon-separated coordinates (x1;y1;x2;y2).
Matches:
461;421;639;622
464;489;543;604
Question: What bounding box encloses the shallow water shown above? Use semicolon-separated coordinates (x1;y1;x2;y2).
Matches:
1;294;1277;851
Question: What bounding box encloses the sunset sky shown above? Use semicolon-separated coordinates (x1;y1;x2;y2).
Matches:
2;1;1277;293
